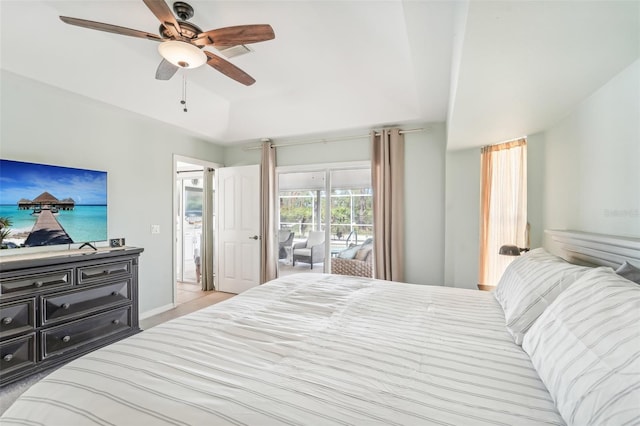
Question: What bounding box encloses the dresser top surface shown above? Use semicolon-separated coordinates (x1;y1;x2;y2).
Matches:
0;247;143;272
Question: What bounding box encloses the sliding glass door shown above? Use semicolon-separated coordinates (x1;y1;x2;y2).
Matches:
279;171;326;236
327;169;373;250
277;164;372;277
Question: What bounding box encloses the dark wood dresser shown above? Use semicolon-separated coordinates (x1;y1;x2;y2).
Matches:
0;247;143;386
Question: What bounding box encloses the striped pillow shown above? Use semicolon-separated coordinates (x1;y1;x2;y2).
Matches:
522;267;640;426
494;248;590;345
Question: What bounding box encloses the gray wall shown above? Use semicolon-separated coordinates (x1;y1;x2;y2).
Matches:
223;133;371;168
443;147;480;289
0;70;225;313
404;125;446;285
224;124;448;286
442;59;640;289
541;59;639;239
527;135;546;249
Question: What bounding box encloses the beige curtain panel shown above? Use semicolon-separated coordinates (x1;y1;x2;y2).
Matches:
479;138;527;287
371;128;405;282
260;141;278;283
201;167;215;291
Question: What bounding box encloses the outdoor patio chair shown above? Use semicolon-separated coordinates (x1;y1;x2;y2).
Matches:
278;229;294;260
292;231;325;269
331;238;373;278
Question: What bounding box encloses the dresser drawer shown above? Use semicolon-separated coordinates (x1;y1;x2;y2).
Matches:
41;307;132;360
0;298;36;339
1;269;73;296
42;280;132;326
77;260;132;284
0;333;36;378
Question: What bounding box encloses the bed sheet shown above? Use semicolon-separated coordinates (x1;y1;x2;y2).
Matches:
1;274;564;425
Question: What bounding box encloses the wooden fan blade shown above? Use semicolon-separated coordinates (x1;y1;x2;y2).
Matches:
194;25;275;47
60;16;163;41
155;59;179;80
204;51;255;86
142;0;181;38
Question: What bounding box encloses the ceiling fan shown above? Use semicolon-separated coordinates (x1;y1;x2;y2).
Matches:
59;0;275;86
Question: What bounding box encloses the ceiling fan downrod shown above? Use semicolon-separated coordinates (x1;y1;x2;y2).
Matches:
172;2;195;21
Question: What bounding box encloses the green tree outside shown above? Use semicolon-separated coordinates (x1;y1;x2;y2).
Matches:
279;190;372;240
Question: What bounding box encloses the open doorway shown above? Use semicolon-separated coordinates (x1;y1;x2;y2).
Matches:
176;161;204;304
174;156;219;306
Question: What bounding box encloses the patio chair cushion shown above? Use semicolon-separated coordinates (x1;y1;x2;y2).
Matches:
338;245;360;259
294;248;312;257
354;245;372;262
306;231;325;247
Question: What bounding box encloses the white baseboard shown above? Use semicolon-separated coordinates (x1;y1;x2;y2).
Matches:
139;303;175;320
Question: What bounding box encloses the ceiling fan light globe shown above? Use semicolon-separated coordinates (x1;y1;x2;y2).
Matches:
158;40;206;69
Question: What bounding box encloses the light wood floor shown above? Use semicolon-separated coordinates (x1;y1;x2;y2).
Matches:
176;280;208;304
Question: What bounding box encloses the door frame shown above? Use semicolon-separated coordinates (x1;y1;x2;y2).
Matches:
276;161;371;273
172;154;221;306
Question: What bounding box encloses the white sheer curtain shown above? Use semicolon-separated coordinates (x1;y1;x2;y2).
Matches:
260;141;278;283
371;128;405;282
201;167;215;291
479;139;527;287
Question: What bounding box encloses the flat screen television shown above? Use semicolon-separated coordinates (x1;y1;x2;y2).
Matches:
0;159;107;249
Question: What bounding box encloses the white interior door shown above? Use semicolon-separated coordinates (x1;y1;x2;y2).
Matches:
216;164;261;294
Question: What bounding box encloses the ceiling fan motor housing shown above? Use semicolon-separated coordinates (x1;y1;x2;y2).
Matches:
158;2;200;40
159;20;202;40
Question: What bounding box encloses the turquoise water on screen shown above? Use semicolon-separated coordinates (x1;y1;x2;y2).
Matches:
0;205;107;243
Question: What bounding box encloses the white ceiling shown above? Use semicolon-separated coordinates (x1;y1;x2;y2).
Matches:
1;1;638;150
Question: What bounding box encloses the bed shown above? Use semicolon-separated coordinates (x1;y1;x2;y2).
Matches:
1;231;639;426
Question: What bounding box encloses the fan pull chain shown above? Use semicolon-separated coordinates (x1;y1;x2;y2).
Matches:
181;74;188;113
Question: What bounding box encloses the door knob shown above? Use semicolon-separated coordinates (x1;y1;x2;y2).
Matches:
249;235;260;240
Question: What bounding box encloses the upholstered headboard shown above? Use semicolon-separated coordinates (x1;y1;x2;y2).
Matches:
545;229;640;268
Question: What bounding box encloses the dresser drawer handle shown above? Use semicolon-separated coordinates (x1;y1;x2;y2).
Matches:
2;317;12;325
112;319;120;325
111;291;119;296
103;270;111;275
61;303;70;310
33;281;44;288
3;354;13;362
62;335;71;343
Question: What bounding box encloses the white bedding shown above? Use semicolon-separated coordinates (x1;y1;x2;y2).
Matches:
1;274;564;425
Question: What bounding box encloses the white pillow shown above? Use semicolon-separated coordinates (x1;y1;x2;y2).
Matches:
522;267;640;426
494;248;590;345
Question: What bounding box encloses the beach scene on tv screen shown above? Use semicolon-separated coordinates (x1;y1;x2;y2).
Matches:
0;159;107;249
